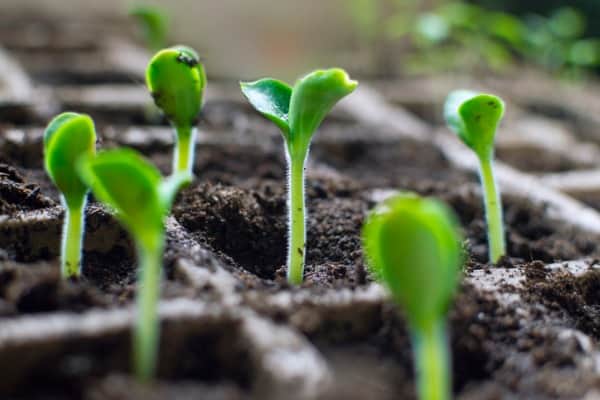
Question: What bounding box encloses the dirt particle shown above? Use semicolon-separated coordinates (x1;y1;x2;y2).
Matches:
176;52;198;67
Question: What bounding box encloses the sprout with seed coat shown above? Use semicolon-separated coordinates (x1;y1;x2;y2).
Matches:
241;69;358;285
363;193;463;400
44;112;96;278
77;148;188;381
146;45;206;179
444;90;506;263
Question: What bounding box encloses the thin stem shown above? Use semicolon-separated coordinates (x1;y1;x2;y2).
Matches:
412;320;451;400
287;154;307;285
133;233;164;382
174;125;196;175
478;157;506;263
61;196;86;278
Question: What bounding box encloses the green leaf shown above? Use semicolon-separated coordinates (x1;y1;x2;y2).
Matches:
569;39;600;66
288;68;358;152
444;90;504;160
44;112;96;207
129;4;169;51
240;78;292;137
44;112;79;146
485;11;526;47
146;46;206;129
549;7;585;39
362;192;422;281
362;193;463;330
77;148;165;247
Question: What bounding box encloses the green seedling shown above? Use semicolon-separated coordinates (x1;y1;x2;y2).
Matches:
445;90;506;263
241;69;358;285
44;112;96;278
363;193;463;400
129;4;169;51
146;45;206;178
77;148;188;381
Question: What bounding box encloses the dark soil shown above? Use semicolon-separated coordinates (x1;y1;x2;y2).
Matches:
0;164;55;214
172;136;598;286
2;73;600;398
524;261;600;339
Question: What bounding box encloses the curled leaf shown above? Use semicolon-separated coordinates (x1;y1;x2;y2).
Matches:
444;90;505;160
362;193;463;330
146;46;206;128
288;68;358;151
44;112;96;207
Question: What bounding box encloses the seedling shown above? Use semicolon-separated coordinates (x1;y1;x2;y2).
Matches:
363;193;463;400
129;4;169;51
445;90;506;263
146;45;206;178
44;112;96;278
77;148;188;381
241;69;358;285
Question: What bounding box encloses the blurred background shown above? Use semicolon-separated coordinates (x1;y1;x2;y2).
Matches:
2;0;599;82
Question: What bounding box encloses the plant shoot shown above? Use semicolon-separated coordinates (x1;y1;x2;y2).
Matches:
44;112;96;278
146;45;206;178
77;148;188;381
241;69;358;285
363;193;463;400
445;90;506;263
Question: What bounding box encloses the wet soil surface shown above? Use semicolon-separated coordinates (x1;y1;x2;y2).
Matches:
2;100;600;400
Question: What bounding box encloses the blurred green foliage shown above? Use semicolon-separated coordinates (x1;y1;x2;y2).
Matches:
478;0;600;38
349;0;600;78
129;4;169;51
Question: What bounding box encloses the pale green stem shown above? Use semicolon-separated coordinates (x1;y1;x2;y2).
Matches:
412;320;451;400
133;232;164;382
478;157;506;263
287;153;307;285
174;125;196;175
61;195;86;278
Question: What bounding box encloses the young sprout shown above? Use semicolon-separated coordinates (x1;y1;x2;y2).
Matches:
44;112;96;278
363;193;463;400
444;90;506;263
129;4;169;51
77;149;188;381
241;69;358;285
146;45;206;178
